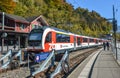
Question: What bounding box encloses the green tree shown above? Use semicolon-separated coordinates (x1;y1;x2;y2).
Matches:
13;0;112;38
14;2;28;17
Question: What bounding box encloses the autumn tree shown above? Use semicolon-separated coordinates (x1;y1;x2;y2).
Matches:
13;0;112;38
0;0;16;14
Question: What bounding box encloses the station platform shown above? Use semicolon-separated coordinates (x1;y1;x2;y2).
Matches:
68;49;120;78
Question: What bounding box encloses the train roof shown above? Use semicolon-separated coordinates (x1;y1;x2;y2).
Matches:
32;26;73;34
32;26;105;40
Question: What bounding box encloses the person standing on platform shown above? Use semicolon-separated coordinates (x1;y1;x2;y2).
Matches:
106;42;109;50
103;42;106;50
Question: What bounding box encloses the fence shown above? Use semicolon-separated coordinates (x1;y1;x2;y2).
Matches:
0;49;22;69
0;50;12;69
111;40;120;61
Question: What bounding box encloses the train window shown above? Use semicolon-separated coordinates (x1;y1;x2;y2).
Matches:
56;33;70;43
83;38;88;42
45;32;52;43
89;39;94;42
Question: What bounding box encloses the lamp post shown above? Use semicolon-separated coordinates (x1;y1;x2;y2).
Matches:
113;5;117;60
1;12;5;54
1;12;7;54
106;5;117;60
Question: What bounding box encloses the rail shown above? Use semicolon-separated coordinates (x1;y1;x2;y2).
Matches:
31;50;69;77
13;49;23;64
50;50;69;78
32;50;55;76
0;49;12;69
0;49;23;69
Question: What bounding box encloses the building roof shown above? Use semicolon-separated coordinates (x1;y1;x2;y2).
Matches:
0;12;49;26
26;15;49;26
26;16;39;22
0;12;29;24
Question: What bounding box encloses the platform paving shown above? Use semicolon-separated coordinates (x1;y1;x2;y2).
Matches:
68;49;120;78
68;49;102;78
90;50;120;78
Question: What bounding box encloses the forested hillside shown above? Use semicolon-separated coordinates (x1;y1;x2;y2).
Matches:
0;0;112;37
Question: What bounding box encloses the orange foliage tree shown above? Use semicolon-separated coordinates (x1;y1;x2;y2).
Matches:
0;0;16;14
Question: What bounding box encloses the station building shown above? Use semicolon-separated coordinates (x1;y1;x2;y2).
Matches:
0;12;49;52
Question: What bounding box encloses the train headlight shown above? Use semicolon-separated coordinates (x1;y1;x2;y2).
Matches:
35;55;40;62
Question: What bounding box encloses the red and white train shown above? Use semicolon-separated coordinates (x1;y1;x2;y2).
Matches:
27;26;106;62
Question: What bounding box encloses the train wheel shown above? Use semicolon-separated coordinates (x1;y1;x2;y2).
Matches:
61;60;69;74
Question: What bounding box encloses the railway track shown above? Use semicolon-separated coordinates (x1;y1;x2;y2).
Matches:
0;47;101;78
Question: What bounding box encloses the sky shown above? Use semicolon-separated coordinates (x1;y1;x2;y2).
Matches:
66;0;120;30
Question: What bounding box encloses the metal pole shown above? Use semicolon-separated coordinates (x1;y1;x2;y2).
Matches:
1;39;4;54
25;36;28;48
1;12;5;54
113;5;117;60
28;53;29;70
2;12;4;30
18;36;20;49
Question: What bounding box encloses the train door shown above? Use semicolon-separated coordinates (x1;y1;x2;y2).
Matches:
77;37;81;47
80;37;83;47
74;36;76;50
87;38;90;47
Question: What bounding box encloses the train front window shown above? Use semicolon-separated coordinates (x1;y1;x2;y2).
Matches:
29;29;43;41
28;29;43;46
29;33;42;41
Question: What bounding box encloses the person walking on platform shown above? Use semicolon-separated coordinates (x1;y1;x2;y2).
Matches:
106;42;109;50
103;42;106;50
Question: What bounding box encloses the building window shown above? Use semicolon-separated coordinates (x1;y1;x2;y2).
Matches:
20;24;26;30
32;24;35;29
32;24;39;29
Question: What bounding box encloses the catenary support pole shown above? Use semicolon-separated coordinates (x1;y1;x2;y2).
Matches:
113;5;117;60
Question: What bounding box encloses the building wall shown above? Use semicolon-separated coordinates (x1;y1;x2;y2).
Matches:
0;14;49;51
29;20;42;31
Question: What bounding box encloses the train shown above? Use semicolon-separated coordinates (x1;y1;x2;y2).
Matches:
27;26;107;62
